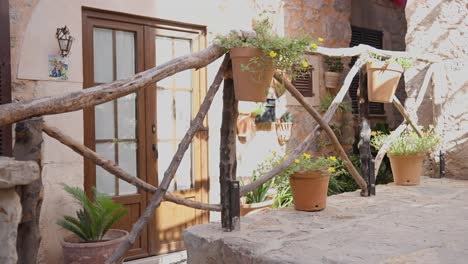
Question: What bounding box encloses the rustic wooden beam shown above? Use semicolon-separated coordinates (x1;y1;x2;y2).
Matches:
392;96;423;137
219;73;239;231
13;117;44;264
241;57;368;196
41;123;221;212
0;45;225;127
276;72;368;195
358;69;374;196
106;54;231;264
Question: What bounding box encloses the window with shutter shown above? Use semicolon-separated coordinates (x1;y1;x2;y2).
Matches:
349;26;385;115
292;66;314;97
0;0;12;157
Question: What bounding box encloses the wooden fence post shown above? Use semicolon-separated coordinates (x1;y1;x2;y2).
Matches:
219;70;239;231
13;117;44;264
358;69;375;196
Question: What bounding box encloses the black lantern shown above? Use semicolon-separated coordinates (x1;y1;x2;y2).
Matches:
56;26;73;57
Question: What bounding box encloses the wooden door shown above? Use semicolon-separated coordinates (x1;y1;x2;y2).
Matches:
83;17;150;259
144;26;209;254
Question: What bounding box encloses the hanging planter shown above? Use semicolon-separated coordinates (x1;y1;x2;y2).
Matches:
324;72;341;89
275;112;294;146
231;47;275;102
366;61;404;103
324;56;343;89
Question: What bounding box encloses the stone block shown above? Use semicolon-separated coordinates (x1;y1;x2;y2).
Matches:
0;188;22;264
0;157;39;189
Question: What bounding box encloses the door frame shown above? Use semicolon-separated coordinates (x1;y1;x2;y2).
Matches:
82;6;209;258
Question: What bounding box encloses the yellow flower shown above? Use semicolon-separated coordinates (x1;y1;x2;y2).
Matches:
269;51;277;58
294;159;300;164
310;43;318;50
390;131;394;134
318;37;324;42
284;155;289;159
329;156;337;162
301;60;309;68
328;167;336;173
272;150;277;155
411;132;417;137
436;136;441;141
371;131;377;136
303;153;311;159
423;132;428;137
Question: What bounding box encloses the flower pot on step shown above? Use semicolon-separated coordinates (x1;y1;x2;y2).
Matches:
231;47;275;102
240;199;274;216
62;229;128;264
324;71;341;89
275;121;293;146
388;154;425;186
289;171;329;211
366;61;403;103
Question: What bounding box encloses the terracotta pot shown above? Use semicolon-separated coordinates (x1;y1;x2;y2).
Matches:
275;122;293;146
230;47;275;102
324;71;341;89
240;199;273;216
388;154;425;186
289;171;330;211
366;61;403;103
62;229;128;264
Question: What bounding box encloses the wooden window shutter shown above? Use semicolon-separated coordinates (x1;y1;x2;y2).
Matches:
349;26;385;115
292;66;314;97
0;0;12;157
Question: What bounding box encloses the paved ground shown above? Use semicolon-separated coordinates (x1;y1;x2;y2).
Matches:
184;177;468;264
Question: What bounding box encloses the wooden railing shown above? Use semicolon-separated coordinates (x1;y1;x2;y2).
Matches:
0;31;437;263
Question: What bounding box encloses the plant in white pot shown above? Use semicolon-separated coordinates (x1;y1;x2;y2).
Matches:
57;185;128;264
275;112;294;146
324;56;344;89
214;16;319;102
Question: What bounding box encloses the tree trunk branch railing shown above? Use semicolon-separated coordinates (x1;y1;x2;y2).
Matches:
105;54;231;263
241;57;368;196
41;123;221;211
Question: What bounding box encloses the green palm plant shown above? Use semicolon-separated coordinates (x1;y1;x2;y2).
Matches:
57;185;127;242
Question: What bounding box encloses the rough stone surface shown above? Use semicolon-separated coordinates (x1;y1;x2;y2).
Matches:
405;0;468;179
0;188;22;264
184;177;468;263
0;157;40;188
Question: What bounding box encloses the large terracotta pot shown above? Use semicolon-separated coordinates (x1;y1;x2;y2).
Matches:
324;71;341;89
230;47;275;102
366;61;403;103
388;154;425;186
289;171;329;211
240;199;274;216
275;121;293;146
62;229;128;264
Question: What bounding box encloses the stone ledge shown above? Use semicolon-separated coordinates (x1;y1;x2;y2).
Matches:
0;157;40;189
184;177;468;264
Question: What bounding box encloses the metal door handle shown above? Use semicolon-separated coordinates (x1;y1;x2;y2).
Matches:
152;144;158;159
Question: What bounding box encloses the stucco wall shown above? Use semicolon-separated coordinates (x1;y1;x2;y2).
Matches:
9;0;284;263
404;0;468;179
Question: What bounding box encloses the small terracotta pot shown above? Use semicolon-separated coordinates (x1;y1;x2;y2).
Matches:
275;122;293;146
62;229;128;264
324;71;341;89
230;47;275;102
367;61;403;103
289;171;330;211
240;199;273;216
388;154;425;186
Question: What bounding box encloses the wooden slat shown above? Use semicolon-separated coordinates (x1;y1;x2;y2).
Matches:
0;0;12;157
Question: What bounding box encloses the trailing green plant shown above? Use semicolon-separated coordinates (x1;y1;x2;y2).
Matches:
319;93;353;113
243;154;278;204
251;103;266;116
214;15;321;79
57;185;127;242
280;111;294;123
368;53;412;70
371;126;440;155
324;56;344;73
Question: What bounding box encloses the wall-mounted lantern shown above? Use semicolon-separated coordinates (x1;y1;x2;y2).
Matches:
56;26;74;57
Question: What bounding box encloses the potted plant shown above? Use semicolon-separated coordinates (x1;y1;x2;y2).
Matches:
214;17;318;102
281;153;333;211
57;185;128;264
241;152;280;216
371;126;440;185
275;112;294;146
324;56;344;89
366;54;412;103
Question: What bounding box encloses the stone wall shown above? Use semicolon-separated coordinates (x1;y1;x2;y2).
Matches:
404;0;468;179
